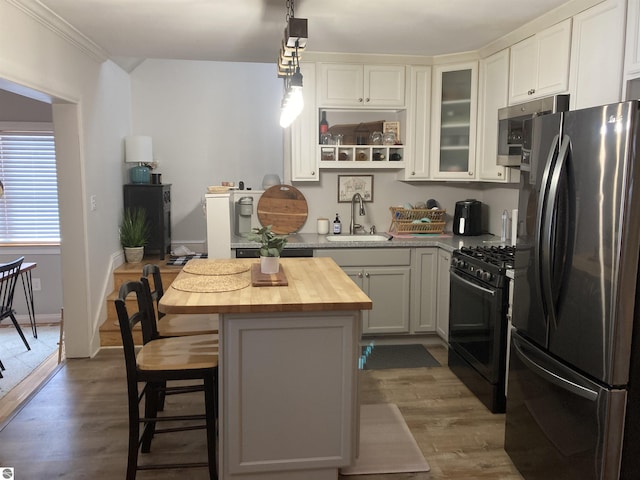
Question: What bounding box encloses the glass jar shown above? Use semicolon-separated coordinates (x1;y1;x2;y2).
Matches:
320;132;332;145
355;124;370;145
383;131;396;145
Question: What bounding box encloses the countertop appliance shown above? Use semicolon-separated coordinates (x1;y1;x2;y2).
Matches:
234;196;253;236
505;101;640;479
453;199;482;236
448;245;514;413
497;94;569;167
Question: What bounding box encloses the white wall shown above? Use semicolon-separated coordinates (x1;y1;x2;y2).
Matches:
130;59;284;246
130;59;520;246
293;172;518;237
0;1;131;357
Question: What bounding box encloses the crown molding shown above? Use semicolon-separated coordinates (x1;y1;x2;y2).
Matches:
7;0;110;64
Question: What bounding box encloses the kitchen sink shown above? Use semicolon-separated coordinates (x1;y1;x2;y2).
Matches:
325;234;392;242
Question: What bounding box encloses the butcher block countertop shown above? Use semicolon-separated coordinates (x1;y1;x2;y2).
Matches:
159;257;372;315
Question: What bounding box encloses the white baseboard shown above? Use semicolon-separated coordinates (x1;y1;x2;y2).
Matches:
14;313;61;324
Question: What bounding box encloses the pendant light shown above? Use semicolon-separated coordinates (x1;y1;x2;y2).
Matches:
277;0;307;128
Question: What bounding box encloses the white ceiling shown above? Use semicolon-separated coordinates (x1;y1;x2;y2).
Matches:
35;0;575;68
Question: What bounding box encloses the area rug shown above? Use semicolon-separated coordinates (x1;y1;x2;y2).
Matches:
165;253;207;266
361;343;441;370
0;325;61;400
340;403;430;475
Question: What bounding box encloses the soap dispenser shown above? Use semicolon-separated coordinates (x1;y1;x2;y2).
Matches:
333;213;342;234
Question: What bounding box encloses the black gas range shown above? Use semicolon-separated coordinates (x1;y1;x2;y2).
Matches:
448;244;515;413
451;245;515;287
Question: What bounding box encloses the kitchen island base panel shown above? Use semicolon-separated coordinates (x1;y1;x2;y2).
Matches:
220;311;360;479
219;468;341;480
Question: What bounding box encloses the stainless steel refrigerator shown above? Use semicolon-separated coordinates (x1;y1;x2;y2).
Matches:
505;101;640;480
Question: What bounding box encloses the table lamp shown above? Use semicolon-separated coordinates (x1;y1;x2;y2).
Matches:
125;135;152;184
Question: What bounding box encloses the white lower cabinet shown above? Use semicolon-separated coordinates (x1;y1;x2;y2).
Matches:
316;248;411;334
411;248;437;333
436;249;451;341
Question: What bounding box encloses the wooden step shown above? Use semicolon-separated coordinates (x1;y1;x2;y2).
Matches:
100;256;184;347
112;259;182;291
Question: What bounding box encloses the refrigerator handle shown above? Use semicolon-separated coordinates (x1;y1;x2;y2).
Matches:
512;335;598;401
535;134;560;321
541;135;571;330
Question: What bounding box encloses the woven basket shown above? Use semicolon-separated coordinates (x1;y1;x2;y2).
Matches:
389;207;446;234
389;207;446;222
391;221;446;234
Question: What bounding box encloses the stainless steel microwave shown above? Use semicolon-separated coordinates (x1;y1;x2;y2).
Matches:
497;94;570;167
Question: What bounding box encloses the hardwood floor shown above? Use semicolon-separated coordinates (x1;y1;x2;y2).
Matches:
0;345;523;479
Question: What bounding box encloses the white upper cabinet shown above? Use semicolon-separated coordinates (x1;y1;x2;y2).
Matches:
403;66;432;180
625;0;640;76
289;63;319;182
569;0;624;109
430;62;478;180
509;19;572;105
624;0;640;99
477;49;511;182
318;63;406;107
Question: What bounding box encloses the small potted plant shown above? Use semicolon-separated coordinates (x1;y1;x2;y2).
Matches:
247;225;288;274
119;207;151;263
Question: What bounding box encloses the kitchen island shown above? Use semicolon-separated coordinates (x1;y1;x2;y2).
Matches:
159;257;372;480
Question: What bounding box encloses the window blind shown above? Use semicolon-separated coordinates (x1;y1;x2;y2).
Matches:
0;130;60;244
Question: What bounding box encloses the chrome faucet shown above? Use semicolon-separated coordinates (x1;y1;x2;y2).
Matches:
350;193;366;234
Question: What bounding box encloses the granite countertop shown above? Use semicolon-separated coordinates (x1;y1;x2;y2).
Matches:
231;232;505;253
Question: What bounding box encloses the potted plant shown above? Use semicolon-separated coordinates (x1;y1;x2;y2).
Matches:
119;207;151;263
247;225;288;274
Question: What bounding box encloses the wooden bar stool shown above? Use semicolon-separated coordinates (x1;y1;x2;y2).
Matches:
142;264;219;338
115;280;219;480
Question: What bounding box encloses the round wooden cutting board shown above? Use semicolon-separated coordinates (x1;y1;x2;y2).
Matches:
257;185;308;234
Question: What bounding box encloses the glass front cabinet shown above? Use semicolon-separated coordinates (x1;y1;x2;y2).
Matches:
430;62;478;180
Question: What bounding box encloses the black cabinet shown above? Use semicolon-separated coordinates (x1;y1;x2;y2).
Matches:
123;184;171;259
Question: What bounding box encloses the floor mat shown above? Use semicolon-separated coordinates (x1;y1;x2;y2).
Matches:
165;253;207;266
340;403;430;475
361;344;440;370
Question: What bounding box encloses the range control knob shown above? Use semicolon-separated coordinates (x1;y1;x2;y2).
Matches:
481;271;492;282
452;258;465;269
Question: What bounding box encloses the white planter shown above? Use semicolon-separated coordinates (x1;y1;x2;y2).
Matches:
124;246;144;263
260;256;280;274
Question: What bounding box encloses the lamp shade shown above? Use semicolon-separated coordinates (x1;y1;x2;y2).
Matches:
125;136;153;164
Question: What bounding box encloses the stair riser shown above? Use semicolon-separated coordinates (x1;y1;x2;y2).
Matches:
102;261;181;348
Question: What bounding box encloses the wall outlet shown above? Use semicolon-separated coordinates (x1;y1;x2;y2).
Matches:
32;278;41;291
90;195;97;211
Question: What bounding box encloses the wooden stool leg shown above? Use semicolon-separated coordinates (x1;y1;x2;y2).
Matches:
141;382;159;453
205;373;218;479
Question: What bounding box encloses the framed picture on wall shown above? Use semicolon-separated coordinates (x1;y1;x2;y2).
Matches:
338;175;374;203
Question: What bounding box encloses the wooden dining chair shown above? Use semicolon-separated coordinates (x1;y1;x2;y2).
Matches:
0;256;31;352
142;264;219;338
115;280;219;480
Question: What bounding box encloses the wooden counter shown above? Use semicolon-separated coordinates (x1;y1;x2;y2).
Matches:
159;257;370;480
159;257;372;314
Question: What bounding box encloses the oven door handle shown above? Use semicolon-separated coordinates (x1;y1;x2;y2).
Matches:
451;271;496;296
